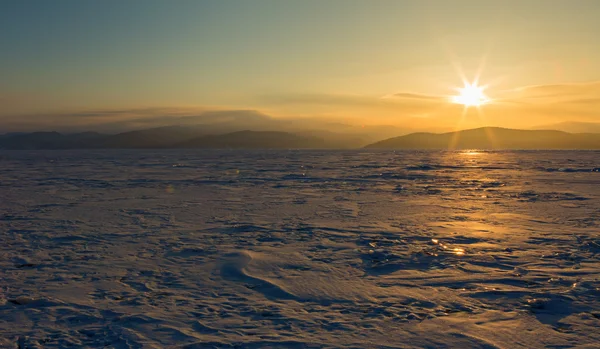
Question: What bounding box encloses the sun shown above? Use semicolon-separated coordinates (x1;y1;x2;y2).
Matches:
452;82;489;107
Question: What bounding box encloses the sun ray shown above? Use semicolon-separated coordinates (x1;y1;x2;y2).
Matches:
476;106;497;148
473;40;493;86
439;39;470;88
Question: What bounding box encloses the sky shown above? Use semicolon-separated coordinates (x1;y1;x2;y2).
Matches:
1;0;600;132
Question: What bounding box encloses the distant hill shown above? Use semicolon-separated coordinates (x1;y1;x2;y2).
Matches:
88;126;204;149
0;129;329;150
365;127;600;149
296;130;370;148
0;131;105;150
4;126;599;150
532;122;600;134
176;131;327;149
0;109;409;149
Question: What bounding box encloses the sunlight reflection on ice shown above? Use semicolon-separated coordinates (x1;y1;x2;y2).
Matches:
453;248;465;256
461;150;482;156
431;239;465;256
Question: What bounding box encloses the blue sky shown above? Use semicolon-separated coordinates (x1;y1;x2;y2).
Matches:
1;0;600;130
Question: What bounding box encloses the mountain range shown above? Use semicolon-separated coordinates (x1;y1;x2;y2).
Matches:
531;121;600;134
366;127;600;149
1;126;600;150
0;110;408;148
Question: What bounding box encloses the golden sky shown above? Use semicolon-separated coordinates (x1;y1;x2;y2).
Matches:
1;1;599;132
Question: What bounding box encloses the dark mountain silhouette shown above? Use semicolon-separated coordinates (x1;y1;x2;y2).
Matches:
296;130;369;148
0;117;384;149
365;127;600;149
532;121;600;134
0;108;413;149
176;131;327;149
0;129;329;150
0;132;63;150
88;126;205;148
2;109;407;143
0;131;105;150
4;126;600;150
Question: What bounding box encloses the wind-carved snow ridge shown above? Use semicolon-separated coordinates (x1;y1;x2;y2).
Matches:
0;149;599;348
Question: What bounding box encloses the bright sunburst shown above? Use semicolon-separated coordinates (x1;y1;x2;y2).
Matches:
452;82;489;107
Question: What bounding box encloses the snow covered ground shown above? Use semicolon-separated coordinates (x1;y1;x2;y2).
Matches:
1;149;599;348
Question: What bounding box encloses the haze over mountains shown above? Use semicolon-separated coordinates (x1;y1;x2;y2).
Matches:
0;110;411;149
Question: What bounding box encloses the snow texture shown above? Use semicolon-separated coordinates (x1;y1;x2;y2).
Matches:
1;149;599;348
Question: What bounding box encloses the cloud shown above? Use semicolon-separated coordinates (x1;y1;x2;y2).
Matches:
388;92;446;100
262;91;446;106
460;81;600;128
566;98;600;105
259;91;448;117
0;107;272;133
500;81;600;102
261;93;387;106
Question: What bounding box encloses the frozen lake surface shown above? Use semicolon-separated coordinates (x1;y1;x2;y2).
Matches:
1;150;599;348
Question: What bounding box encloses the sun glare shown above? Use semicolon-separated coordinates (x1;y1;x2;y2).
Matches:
452;83;489;107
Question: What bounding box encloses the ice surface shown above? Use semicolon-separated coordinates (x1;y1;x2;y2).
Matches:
0;149;599;348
